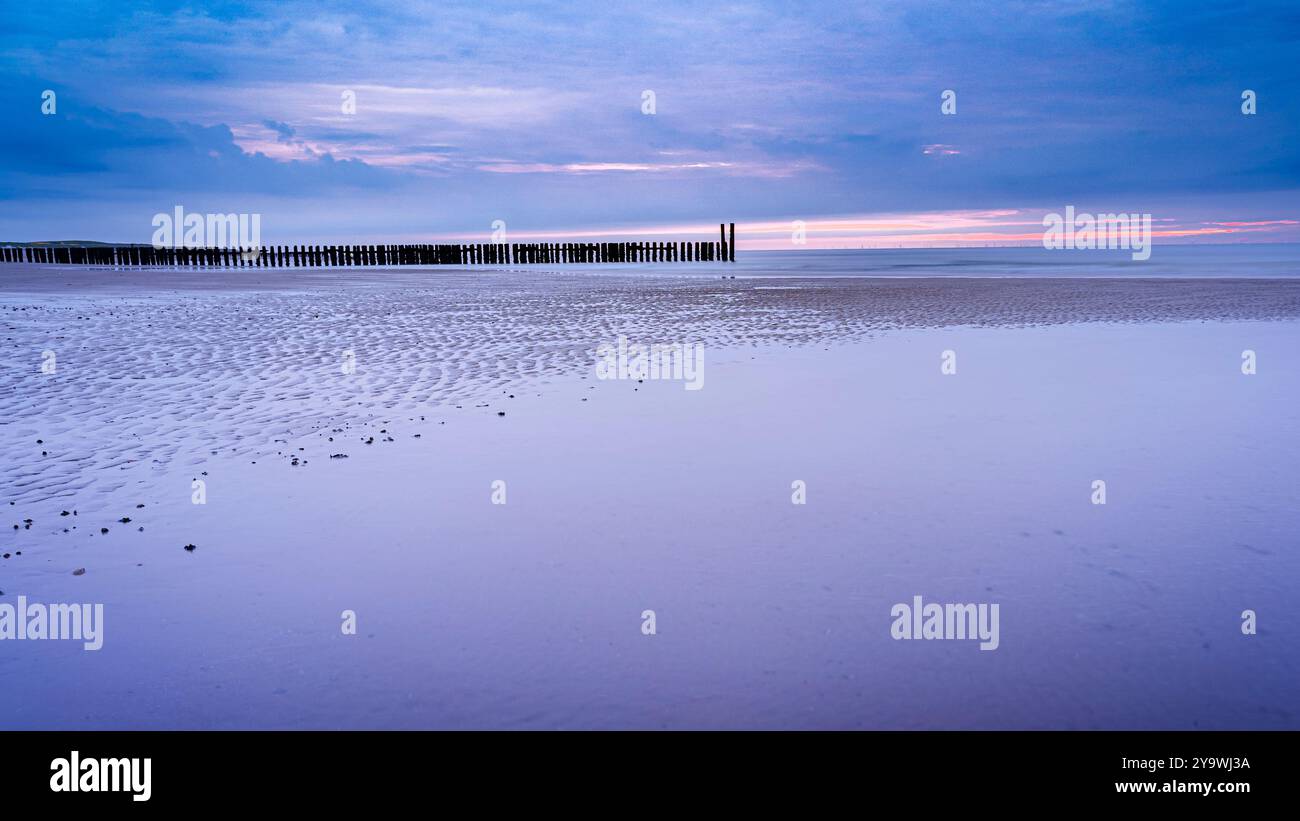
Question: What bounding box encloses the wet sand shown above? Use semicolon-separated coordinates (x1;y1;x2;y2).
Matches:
1;264;1297;728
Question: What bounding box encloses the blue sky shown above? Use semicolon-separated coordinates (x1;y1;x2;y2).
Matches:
1;0;1297;246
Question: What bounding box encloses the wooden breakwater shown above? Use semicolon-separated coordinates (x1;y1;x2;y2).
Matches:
1;223;737;267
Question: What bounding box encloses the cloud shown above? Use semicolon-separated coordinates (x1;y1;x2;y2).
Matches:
263;120;297;142
0;0;1296;239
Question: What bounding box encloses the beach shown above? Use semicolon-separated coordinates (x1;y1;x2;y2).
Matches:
2;253;1298;729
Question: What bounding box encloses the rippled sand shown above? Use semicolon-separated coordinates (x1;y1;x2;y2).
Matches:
4;267;1299;506
2;264;1298;729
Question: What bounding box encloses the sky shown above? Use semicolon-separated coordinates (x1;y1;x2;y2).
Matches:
1;0;1297;248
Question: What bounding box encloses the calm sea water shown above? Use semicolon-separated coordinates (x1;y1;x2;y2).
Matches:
621;243;1300;279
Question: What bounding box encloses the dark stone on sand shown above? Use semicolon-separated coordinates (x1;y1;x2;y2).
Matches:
61;510;70;516
101;528;109;534
497;411;506;416
119;517;131;523
72;568;85;575
184;544;197;552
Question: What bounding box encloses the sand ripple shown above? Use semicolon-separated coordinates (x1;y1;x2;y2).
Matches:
2;266;1299;505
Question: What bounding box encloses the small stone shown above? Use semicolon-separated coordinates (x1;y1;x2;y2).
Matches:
72;567;85;576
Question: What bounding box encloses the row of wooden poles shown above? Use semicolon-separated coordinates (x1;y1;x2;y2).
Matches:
2;224;737;267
